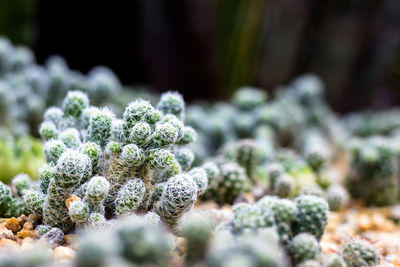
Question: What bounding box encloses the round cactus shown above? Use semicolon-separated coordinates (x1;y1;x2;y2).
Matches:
202;161;220;187
68;200;89;224
54;150;92;188
232;203;275;233
84;176;110;214
36;225;52;237
11;173;31;196
62;91;89;118
271;198;297;243
0;182;14;215
129;121;152;146
175;148;195;171
39;227;64;247
106;141;123;154
115;178;146;216
59;128;81;148
267;163;285;191
86;108;114;148
157;91;185;120
87;213;108;229
152;122;179;148
232;87;267;111
23;189;45;215
43;106;63;127
326;184;350;211
145;149;175;169
214;162;248;205
156;173;198;227
178;211;214;264
123;99;161;127
290;233;320;264
294;195;329;240
38;164;54;194
177;126;197;145
43;140;66;164
121;144;145;167
189;167;208;195
80;106;100;129
116;217;173;266
39;121;58;141
80;142;102;169
275;174;295;198
342;240;380;267
324;253;347;267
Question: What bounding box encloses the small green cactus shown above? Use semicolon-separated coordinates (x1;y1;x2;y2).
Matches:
115;179;146;216
157;91;185;119
178;211;214;264
213;162;248;205
43;139;66;164
62;90;89;118
175;148;195;171
155;173;198;227
68;200;89;225
342;240;381;267
11;173;31;196
116;217;173;266
346;137;399;206
326;184;350;211
290;233;320;264
38;164;55;194
324;253;347;267
232;202;275;233
189;167;208;195
39;121;58;141
86;108;114;148
23;189;45;215
294;195;329;240
275;174;295;198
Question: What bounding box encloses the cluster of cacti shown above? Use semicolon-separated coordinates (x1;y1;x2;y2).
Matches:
0;36;156;137
344;109;400;137
346;137;399;206
342;239;381;267
207;194;328;265
8;90;220;233
0;37;394;267
73;215;173;267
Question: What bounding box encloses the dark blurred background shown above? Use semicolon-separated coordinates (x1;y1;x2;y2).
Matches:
1;0;400;113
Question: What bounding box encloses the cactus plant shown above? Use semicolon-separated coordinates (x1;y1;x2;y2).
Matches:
290;233;320;264
293;195;329;240
342;239;380;267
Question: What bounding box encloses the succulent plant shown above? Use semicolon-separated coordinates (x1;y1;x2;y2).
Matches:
326;184;350;211
290;233;320;264
293;195;329;240
346;137;399;206
179;211;214;264
342;239;381;267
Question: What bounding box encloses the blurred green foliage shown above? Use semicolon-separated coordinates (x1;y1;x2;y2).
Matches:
0;131;44;183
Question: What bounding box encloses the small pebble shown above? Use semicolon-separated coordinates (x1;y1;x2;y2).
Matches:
64;234;79;250
17;230;37;239
0;239;19;252
0;224;14;239
53;246;76;261
65;194;81;209
17;214;28;225
23;221;34;230
4;217;21;233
